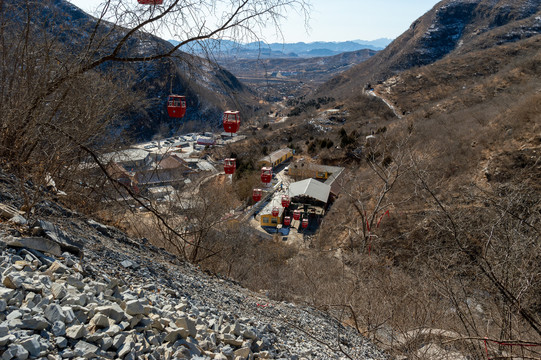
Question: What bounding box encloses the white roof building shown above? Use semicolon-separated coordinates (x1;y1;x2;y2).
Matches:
288;178;331;204
100;148;151;169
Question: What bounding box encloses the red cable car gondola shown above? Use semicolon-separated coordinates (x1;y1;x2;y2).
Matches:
283;216;291;227
223;111;240;134
271;207;279;217
302;218;309;229
261;167;272;184
138;0;163;4
281;195;290;208
224;158;236;175
293;210;301;221
167;95;186;118
252;189;262;202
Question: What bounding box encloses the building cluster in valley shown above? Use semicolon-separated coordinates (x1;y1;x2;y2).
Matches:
80;132;344;237
80;132;245;201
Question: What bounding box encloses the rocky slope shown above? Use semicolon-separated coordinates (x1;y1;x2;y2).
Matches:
0;170;386;359
317;0;541;99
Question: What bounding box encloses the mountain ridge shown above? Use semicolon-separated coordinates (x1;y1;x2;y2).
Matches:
316;0;541;100
7;0;257;139
169;39;392;59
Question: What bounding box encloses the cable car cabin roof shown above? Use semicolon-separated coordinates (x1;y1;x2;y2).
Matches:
288;178;331;204
167;94;185;100
259;200;285;217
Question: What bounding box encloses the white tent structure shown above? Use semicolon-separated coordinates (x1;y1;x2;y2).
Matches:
288;178;331;204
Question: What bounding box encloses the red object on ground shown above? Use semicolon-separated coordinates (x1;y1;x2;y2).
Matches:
271;207;279;217
302;218;309;228
281;195;290;208
293;210;301;220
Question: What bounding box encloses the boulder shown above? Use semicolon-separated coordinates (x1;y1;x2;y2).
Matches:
90;313;111;328
50;283;67;300
97;336;113;351
125;299;145;316
234;347;252;359
51;321;66;336
175;316;197;338
44;303;66;323
0;288;15;302
74;340;99;359
95;303;125;323
55;337;68;349
66;324;88;339
46;261;69;275
2;344;29;360
0;334;15;346
117;341;135;358
20;316;49;331
37;220;83;255
4;236;61;257
19;336;41;357
3;273;23;289
66;276;85;290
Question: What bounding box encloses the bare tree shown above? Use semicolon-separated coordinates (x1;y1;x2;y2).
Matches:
337;134;412;253
0;0;309;260
0;0;309;178
411;155;541;354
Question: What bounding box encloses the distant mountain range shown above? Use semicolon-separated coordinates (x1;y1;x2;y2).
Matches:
168;39;393;59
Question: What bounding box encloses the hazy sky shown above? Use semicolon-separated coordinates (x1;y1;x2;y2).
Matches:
69;0;441;43
269;0;441;42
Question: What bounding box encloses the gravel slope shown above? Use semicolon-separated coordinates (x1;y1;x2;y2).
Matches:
0;170;387;359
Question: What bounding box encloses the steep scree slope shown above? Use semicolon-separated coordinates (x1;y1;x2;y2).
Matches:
0;169;387;359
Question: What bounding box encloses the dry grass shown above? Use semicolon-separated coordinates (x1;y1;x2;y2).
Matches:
183;33;541;359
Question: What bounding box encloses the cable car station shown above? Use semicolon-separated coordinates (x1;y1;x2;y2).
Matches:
252;161;344;240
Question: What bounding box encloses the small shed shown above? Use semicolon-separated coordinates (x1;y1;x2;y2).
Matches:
257;147;293;169
196;136;216;146
259;199;285;227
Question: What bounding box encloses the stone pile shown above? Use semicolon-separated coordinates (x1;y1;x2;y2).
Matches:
0;247;282;359
0;173;387;359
